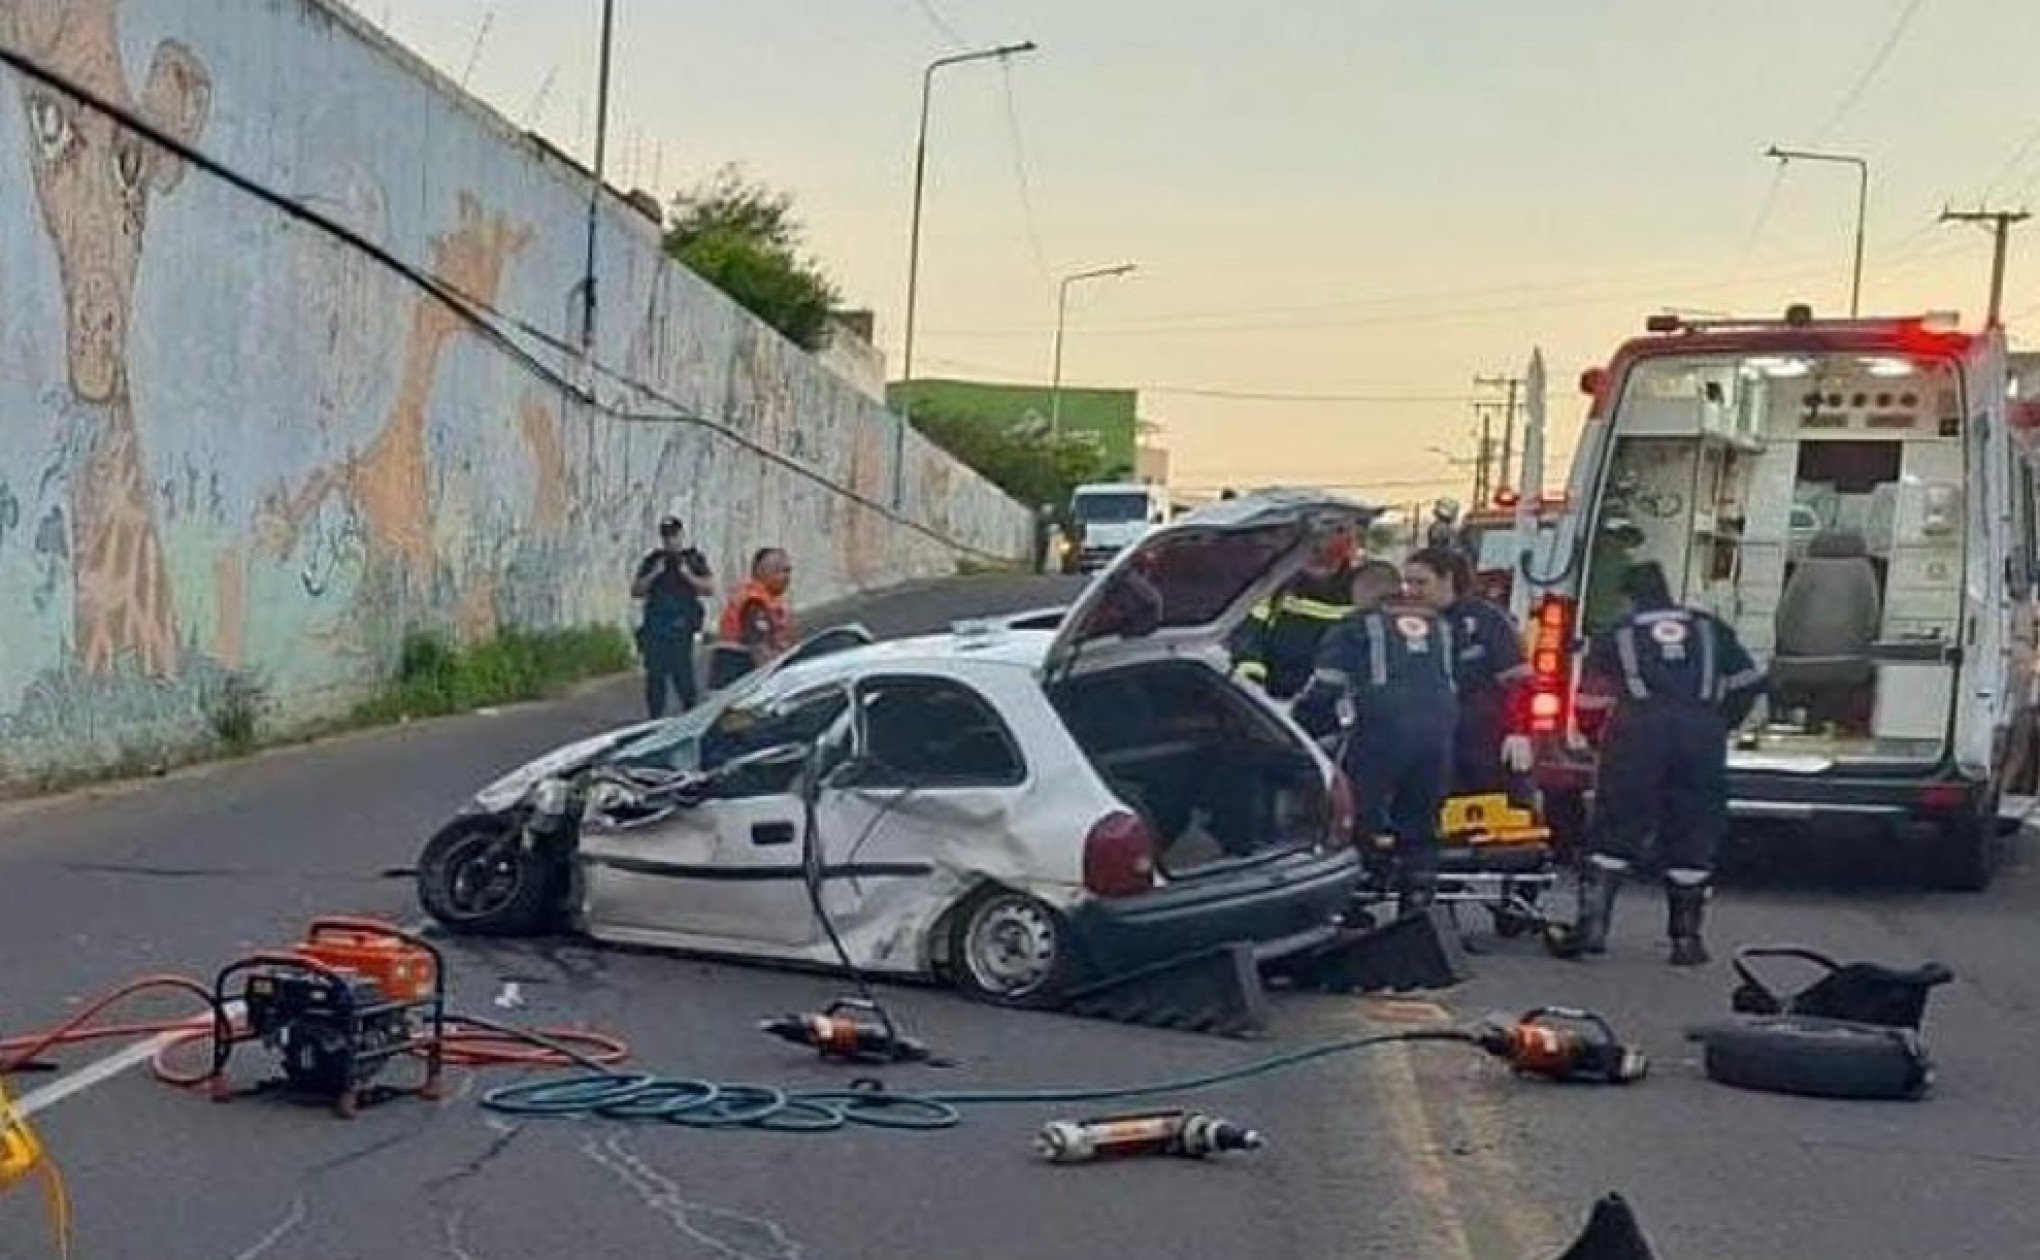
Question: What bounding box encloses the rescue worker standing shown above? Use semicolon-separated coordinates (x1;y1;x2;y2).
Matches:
630;516;715;718
1403;547;1533;796
1294;560;1458;914
1231;528;1358;700
708;547;797;690
1556;561;1764;966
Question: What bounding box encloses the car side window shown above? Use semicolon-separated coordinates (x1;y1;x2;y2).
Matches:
700;686;850;795
849;676;1026;789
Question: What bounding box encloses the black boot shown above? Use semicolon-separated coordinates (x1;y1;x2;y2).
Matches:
1546;858;1621;958
1576;860;1621;955
1666;880;1710;967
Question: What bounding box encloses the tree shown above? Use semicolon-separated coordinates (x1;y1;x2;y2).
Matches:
907;399;1106;510
664;165;842;351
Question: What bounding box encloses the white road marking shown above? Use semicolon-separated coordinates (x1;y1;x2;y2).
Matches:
13;1001;243;1120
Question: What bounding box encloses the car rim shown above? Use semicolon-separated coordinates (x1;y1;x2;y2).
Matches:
442;831;525;918
963;896;1060;998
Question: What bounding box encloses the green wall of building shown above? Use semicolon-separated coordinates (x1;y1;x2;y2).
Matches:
889;379;1139;473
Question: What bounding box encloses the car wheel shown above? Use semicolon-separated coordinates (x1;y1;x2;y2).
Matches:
416;816;567;936
946;887;1078;1009
1693;1017;1933;1100
1929;812;1999;893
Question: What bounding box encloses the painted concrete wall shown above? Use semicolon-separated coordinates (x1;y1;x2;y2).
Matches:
0;0;1030;784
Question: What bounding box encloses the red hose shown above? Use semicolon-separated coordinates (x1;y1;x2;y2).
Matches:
434;1019;630;1069
0;974;226;1087
2;974;630;1088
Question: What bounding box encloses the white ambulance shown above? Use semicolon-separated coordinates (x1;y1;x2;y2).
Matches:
1523;306;2040;890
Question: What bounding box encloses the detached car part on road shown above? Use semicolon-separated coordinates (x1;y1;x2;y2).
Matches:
416;492;1375;1008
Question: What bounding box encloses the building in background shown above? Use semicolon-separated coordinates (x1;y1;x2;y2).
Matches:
887;378;1144;479
1134;418;1170;487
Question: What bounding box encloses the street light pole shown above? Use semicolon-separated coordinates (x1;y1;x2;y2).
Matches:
1766;144;1870;318
580;0;617;351
1050;263;1137;439
893;39;1037;508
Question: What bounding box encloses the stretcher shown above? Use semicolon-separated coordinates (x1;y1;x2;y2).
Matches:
1352;793;1558;939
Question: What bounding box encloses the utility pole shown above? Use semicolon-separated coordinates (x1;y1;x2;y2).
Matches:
1766;146;1869;317
1940;206;2031;328
894;40;1039;508
1470;407;1496;506
1474;374;1523;494
1050;263;1137;438
579;0;617;352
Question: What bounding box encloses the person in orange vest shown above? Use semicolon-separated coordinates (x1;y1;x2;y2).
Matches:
708;547;796;690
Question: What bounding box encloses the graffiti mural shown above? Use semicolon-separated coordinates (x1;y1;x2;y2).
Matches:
0;0;1028;786
3;0;210;680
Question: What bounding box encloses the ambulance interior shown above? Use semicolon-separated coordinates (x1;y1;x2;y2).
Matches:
1580;351;1967;765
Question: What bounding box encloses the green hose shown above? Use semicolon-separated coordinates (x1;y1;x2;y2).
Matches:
475;1023;1482;1134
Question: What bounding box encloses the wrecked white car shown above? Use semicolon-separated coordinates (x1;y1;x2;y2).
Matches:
415;492;1372;1007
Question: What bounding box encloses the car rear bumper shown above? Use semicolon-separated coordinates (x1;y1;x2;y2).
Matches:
1064;846;1363;973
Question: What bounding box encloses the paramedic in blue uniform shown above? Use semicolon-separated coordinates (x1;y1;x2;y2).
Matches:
1294;560;1459;915
1403;547;1533;796
1556;561;1765;966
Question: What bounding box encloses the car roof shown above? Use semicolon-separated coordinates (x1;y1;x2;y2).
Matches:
763;626;1052;691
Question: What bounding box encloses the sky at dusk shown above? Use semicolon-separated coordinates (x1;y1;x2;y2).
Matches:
368;0;2040;506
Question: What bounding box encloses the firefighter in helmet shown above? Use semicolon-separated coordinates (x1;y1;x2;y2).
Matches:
1230;526;1360;700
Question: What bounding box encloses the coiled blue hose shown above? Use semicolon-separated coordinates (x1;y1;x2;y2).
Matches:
476;1024;1480;1134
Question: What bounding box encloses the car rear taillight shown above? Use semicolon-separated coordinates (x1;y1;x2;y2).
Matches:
1083;811;1157;897
1918;782;1971;812
1328;770;1356;847
1525;594;1577;735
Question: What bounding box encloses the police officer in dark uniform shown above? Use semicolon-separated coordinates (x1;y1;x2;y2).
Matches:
1231;528;1358;700
1556;561;1764;966
631;517;716;717
1404;547;1533;796
1294;560;1459;914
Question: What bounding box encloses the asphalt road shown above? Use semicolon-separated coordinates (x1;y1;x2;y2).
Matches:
1;572;2032;1260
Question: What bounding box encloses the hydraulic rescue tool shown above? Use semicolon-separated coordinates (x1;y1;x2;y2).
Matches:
1034;1110;1265;1164
760;999;936;1065
1475;1007;1649;1085
207;917;449;1117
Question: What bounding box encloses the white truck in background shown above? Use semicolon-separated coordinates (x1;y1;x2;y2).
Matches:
1067;481;1170;573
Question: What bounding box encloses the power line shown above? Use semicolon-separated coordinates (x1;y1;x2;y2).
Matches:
1807;0;1928;145
917;358;1516;405
1979;118;2040;203
1733;161;1789;277
998;63;1052;282
0;37;1012;562
1147;386;1487;404
927;239;1963;342
907;0;968;47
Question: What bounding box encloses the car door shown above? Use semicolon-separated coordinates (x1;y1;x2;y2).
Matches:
582;683;850;950
812;674;1035;971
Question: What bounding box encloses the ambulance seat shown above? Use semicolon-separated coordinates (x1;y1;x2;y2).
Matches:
1769;530;1880;726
